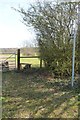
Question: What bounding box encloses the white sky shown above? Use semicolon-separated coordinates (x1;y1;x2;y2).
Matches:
0;0;38;48
0;0;77;48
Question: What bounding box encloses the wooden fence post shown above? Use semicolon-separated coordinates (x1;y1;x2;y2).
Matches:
17;49;20;71
40;58;42;68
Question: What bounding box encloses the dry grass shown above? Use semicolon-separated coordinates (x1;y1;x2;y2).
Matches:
2;70;79;118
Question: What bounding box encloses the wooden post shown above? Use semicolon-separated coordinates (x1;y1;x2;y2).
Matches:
15;53;16;69
40;58;42;68
17;49;20;71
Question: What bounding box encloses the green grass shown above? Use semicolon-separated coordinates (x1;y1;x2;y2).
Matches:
2;70;79;118
20;58;44;68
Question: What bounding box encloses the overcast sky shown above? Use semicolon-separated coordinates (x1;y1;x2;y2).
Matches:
0;0;78;48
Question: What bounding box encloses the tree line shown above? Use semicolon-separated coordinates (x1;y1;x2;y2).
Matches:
15;1;80;77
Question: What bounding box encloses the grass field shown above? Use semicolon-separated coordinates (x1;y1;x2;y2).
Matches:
20;58;43;68
2;69;79;118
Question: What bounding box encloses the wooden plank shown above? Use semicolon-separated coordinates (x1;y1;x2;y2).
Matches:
9;63;15;65
20;56;40;58
8;60;15;62
20;63;31;65
0;52;16;54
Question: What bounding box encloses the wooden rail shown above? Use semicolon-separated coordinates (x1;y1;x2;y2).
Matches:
20;56;40;58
